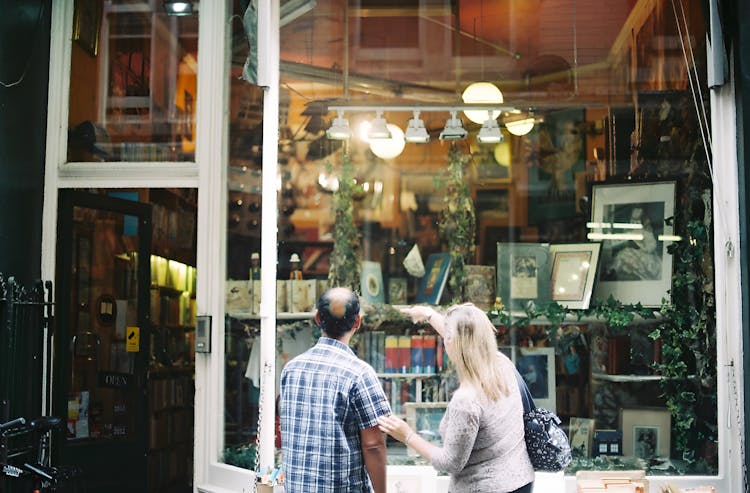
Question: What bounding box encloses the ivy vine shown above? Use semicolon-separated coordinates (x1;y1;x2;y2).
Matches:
327;149;362;292
438;143;476;304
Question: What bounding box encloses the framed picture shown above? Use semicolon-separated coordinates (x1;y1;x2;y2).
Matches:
620;407;671;458
72;0;103;57
464;265;495;310
515;347;556;412
549;243;602;309
361;261;385;304
415;253;452;305
404;402;449;455
568;417;596;458
496;242;551;311
387;277;407;305
590;181;676;306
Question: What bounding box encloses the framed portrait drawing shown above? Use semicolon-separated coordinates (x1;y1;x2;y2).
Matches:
620;407;671;459
415;253;452;305
496;242;551;312
549;243;601;309
590;181;676;307
515;347;556;412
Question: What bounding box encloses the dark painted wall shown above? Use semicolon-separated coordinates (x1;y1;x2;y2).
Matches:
0;0;51;286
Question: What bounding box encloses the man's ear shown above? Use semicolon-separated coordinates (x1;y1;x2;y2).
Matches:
352;313;362;331
314;310;321;325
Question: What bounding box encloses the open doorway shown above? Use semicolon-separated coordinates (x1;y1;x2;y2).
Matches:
55;188;196;493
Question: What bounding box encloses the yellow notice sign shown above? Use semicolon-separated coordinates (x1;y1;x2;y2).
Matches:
126;326;140;352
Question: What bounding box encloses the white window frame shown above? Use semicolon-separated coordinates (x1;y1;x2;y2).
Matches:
43;1;743;492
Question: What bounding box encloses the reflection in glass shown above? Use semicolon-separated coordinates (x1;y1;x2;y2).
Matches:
68;3;198;163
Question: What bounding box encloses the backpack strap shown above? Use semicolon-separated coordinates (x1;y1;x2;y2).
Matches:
515;368;536;413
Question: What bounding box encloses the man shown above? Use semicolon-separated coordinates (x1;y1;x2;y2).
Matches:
280;288;390;493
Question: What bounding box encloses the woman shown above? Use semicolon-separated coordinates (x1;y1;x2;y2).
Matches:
377;303;534;493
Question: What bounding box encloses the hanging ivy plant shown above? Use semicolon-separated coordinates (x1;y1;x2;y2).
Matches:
438;143;476;303
328;149;362;292
651;203;717;468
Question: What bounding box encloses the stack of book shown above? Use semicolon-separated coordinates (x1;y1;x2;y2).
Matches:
383;333;443;374
358;331;445;375
358;331;386;373
576;471;648;493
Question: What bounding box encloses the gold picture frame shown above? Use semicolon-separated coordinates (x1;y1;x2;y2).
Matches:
73;0;103;57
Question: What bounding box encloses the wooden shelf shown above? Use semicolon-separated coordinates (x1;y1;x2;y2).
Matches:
591;373;664;382
377;373;441;379
228;311;315;320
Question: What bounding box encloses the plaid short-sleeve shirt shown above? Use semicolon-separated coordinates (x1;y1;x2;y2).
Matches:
280;337;391;493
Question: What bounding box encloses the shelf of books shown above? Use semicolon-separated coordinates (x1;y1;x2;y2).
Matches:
357;329;447;416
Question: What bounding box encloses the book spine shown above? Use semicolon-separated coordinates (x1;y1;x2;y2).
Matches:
385;335;399;373
436;337;445;372
410;334;424;373
398;335;411;373
422;335;437;374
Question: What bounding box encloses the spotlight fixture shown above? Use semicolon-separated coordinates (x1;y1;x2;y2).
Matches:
462;82;504;124
404;111;430;143
439;111;467;141
476;113;504;144
326;111;351;140
367;111;391;140
505;117;535;136
164;1;195;15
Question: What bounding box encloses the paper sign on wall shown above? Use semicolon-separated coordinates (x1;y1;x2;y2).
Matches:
126;326;140;352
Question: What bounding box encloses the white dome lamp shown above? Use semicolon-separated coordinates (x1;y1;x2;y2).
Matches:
505;117;535;136
462;82;504;125
369;123;405;159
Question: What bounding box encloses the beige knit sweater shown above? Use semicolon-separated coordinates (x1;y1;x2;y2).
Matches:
429;358;535;493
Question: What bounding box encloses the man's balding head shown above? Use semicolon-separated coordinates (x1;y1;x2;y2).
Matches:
315;288;361;339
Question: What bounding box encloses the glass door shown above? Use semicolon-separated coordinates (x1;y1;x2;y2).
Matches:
54;190;151;492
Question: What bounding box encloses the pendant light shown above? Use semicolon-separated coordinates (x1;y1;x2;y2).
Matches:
462;82;504;124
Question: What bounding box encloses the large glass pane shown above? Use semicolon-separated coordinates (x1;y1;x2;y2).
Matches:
223;0;265;468
226;0;717;479
68;1;198;163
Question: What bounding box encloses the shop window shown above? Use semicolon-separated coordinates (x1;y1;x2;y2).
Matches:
223;0;717;480
67;2;198;163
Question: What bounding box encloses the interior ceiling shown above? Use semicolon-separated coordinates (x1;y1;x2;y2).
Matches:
278;0;643;106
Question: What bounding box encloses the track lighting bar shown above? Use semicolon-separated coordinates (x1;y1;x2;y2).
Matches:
327;104;517;113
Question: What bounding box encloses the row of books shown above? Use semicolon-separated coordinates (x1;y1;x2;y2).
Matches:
358;331;445;374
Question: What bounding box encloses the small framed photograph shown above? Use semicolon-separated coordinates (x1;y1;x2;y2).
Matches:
569;417;596;458
387;277;407;305
515;347;556;412
496;242;551;311
590;181;676;306
404;402;449;455
549;243;602;309
415;253;452;305
361;261;385;304
620;407;671;459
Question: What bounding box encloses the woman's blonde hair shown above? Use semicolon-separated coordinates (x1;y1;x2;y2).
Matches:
445;303;509;401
